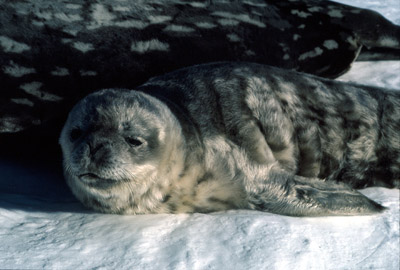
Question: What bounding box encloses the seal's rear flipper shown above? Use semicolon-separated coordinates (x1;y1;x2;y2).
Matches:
248;172;386;217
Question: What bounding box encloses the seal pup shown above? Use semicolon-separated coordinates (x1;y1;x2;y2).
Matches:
60;62;399;216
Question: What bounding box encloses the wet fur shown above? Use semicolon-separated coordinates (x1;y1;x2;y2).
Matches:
60;62;399;216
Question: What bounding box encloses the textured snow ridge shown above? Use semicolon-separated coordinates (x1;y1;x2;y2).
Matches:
0;188;399;270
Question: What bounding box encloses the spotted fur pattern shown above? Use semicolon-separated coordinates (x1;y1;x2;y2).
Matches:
1;0;399;133
60;62;399;216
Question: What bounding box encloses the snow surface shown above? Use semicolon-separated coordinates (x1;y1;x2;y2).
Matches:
338;61;400;89
1;1;399;270
334;0;400;24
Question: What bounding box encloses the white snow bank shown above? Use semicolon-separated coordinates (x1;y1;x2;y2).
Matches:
1;1;399;270
0;187;398;270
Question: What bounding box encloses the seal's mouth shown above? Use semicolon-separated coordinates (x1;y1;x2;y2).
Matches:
79;173;103;181
78;173;118;188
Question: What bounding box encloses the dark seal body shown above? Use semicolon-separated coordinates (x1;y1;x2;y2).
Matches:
60;62;399;216
1;0;399;133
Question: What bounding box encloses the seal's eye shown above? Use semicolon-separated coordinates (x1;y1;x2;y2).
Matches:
70;128;82;142
125;137;143;147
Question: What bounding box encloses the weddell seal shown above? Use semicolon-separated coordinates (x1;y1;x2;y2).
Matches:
2;0;400;134
60;62;400;216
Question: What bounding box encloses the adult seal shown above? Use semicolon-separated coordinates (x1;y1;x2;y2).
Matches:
60;62;399;216
2;0;400;134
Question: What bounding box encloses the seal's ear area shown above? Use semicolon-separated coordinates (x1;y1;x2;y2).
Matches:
249;172;386;217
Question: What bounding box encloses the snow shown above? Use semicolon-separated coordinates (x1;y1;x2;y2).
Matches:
334;0;400;24
1;1;399;270
338;61;400;89
0;176;399;270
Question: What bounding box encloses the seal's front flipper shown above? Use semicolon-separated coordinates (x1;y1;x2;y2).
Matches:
248;172;386;216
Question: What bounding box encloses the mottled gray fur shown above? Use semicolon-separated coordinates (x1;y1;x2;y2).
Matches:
60;62;399;216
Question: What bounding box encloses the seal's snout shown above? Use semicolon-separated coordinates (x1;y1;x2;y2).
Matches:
85;134;116;169
90;141;105;156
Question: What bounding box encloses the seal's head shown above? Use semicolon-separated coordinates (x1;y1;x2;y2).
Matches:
59;89;185;214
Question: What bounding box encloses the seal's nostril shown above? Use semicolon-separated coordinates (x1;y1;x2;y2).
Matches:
92;143;105;155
